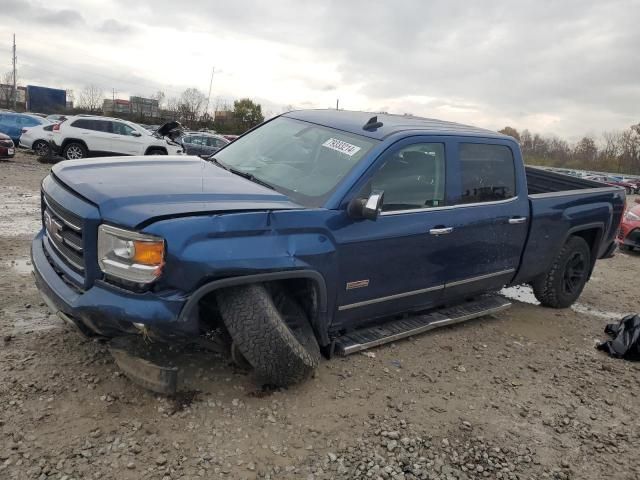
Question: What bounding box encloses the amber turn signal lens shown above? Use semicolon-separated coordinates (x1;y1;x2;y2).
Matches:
132;241;164;265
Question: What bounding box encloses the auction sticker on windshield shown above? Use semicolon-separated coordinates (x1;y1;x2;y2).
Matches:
322;138;362;156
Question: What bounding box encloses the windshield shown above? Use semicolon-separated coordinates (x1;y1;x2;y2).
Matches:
214;117;378;206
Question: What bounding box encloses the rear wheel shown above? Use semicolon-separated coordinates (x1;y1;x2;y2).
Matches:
33;140;50;157
216;284;321;386
63;142;87;160
532;236;591;308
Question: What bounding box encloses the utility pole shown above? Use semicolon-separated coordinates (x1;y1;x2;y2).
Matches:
336;98;339;110
204;66;215;120
12;34;17;110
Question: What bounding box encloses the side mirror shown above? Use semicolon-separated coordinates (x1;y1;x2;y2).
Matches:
131;131;142;137
347;190;384;220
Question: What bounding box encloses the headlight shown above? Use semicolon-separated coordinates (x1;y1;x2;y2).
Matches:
98;225;165;284
625;210;640;221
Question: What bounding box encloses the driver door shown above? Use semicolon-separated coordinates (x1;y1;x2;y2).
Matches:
110;121;144;155
332;138;454;329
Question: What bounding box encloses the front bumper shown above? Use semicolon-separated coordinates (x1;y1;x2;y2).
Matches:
619;227;640;249
31;230;195;337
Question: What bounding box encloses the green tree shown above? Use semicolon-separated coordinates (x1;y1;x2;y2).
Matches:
233;98;264;133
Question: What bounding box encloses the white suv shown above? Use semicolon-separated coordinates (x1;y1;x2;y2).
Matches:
52;116;183;160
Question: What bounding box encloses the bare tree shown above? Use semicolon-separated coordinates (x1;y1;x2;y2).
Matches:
0;72;15;109
78;85;104;112
152;90;165;109
178;88;206;126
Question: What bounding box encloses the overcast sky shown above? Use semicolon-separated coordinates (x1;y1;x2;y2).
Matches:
1;0;639;139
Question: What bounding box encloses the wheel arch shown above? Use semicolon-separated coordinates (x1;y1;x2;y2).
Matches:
562;223;604;277
61;138;88;151
179;270;330;345
144;146;168;155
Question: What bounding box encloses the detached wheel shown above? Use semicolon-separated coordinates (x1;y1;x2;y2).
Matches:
532;236;591;308
216;284;321;386
33;140;50;157
63;142;87;160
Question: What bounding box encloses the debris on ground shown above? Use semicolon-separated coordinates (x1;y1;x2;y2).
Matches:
597;313;640;360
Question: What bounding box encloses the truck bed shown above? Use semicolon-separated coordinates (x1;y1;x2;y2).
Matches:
525;166;607;194
512;168;626;286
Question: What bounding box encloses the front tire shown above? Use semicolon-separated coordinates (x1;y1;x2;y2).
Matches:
532;236;591;308
63;142;87;160
216;284;321;386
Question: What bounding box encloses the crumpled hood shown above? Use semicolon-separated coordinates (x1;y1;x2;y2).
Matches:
51;156;301;227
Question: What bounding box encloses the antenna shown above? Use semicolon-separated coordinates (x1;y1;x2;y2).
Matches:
363;115;383;131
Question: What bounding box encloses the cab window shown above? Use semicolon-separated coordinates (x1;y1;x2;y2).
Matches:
458;143;516;204
366;143;446;212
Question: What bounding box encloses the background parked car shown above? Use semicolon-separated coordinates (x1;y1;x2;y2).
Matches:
46;114;67;123
181;132;229;157
618;199;640;251
222;134;239;142
0;112;51;145
19;123;55;156
52;116;183;160
0;132;15;159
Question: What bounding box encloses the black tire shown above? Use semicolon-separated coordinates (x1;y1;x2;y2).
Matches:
146;148;167;155
63;142;87;160
33;140;50;157
532;236;591;308
215;284;321;386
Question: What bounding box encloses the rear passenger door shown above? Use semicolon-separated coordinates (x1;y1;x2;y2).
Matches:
70;119;112;154
441;140;529;300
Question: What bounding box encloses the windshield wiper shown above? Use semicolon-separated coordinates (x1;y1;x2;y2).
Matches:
208;156;275;190
208;156;230;171
227;167;276;190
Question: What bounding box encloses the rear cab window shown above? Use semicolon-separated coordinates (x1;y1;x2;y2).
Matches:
457;143;516;204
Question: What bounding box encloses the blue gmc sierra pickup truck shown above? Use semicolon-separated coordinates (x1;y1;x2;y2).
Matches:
32;110;626;387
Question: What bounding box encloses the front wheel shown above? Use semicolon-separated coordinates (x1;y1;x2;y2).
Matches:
216;284;321;386
532;236;591;308
146;148;167;155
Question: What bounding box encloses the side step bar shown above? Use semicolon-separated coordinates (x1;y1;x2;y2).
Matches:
334;294;511;355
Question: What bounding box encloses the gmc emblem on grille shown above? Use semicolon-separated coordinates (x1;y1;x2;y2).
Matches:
44;210;64;242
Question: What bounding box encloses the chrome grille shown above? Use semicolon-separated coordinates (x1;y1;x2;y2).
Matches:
43;194;85;273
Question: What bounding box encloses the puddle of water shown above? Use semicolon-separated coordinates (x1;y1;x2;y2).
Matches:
0;187;41;237
501;285;625;321
4;257;34;275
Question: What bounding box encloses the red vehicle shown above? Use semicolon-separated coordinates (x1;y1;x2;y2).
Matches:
618;199;640;251
0;132;15;159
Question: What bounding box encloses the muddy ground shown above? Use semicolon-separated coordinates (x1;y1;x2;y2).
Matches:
1;152;639;480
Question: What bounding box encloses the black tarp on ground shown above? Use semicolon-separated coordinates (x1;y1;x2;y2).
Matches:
597;314;640;360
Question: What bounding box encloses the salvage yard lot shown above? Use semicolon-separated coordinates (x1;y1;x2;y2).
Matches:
1;152;639;480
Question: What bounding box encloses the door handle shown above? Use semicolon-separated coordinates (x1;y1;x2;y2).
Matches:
508;217;527;224
429;227;453;235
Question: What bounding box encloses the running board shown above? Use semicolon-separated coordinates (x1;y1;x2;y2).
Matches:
334;295;511;355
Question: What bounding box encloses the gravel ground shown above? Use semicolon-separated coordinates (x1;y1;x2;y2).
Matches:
1;152;639;480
